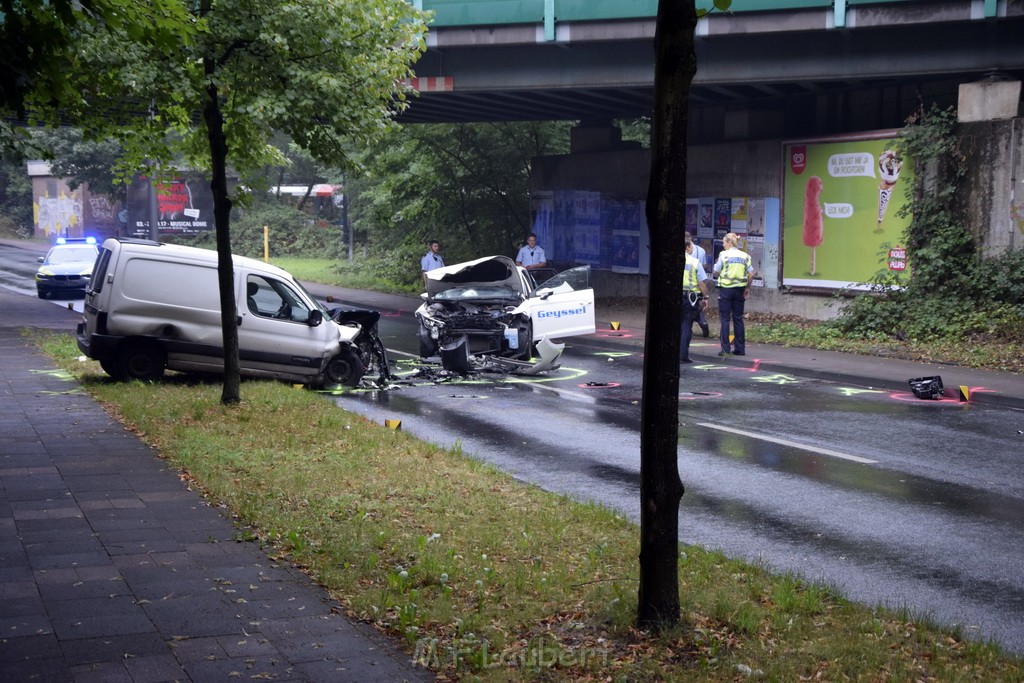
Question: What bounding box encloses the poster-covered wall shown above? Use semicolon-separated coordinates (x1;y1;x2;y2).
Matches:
685;196;780;288
782;131;913;290
532;189;778;284
531;190;650;275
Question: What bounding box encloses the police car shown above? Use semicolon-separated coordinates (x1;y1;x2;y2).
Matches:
35;237;99;299
415;255;595;371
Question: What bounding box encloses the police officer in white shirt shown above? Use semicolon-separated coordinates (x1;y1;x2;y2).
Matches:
515;233;547;270
421;240;444;285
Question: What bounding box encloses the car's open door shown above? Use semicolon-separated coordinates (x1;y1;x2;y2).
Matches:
521;266;596;341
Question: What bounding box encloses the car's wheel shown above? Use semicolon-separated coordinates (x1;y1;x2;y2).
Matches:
37;289;49;299
371;337;392;381
100;357;128;380
515;322;534;360
116;341;166;382
440;335;471;373
324;348;365;387
418;326;438;358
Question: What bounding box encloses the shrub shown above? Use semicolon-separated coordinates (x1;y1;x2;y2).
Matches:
167;204;343;259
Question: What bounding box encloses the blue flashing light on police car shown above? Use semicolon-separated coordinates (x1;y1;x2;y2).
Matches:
55;236;97;246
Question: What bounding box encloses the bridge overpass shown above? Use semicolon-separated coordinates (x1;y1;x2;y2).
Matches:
401;0;1024;138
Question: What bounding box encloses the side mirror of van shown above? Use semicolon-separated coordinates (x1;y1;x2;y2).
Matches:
308;309;323;327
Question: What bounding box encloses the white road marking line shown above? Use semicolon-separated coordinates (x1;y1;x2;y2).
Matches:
695;421;878;464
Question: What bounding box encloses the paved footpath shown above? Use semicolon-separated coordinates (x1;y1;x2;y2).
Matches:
0;288;431;681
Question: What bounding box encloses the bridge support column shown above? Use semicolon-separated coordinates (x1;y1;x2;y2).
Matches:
570;120;636;154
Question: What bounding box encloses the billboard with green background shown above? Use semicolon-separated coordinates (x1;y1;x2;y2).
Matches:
782;132;913;290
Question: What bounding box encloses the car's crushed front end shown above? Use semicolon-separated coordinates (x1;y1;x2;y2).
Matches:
415;256;535;362
415;255;596;374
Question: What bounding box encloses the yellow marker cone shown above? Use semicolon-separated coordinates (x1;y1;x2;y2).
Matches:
385;419;402;430
610;321;620;331
729;334;735;343
958;385;970;402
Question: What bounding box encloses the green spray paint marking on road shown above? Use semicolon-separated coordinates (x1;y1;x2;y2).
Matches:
750;373;800;385
837;387;884;396
31;368;76;381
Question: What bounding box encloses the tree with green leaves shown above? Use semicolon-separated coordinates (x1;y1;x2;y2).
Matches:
15;0;427;404
184;0;425;403
30;128;124;198
640;0;730;629
1;0;194;155
349;121;570;273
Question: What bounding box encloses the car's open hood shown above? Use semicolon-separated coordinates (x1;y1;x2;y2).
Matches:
424;255;526;297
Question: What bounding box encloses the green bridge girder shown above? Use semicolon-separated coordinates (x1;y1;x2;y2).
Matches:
412;0;1000;31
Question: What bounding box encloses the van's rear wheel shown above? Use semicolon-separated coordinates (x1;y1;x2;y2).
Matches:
324;348;364;387
117;341;166;382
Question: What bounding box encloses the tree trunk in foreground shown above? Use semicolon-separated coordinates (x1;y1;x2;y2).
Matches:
203;61;241;405
637;0;698;629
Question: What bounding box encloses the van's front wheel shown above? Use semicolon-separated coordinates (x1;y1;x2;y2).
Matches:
117;341;166;382
324;348;364;387
100;357;127;381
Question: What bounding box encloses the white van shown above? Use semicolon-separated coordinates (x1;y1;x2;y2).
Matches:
77;238;368;386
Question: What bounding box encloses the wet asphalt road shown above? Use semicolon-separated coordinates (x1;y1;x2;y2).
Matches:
2;246;1022;654
328;296;1024;655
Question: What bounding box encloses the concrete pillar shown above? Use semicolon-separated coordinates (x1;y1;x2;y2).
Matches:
956;76;1022;255
958;76;1021;123
570;121;625;154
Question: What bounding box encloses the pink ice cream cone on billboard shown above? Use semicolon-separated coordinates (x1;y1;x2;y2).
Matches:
877;150;903;233
803;176;824;275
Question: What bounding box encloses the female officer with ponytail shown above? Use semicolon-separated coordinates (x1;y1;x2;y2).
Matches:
711;232;754;356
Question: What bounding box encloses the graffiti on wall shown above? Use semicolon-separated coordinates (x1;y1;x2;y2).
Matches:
88;196;117;221
35;195;82;238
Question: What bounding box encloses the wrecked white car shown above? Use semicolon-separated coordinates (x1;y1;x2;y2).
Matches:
416;255;595;373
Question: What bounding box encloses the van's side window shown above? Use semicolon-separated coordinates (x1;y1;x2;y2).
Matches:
245;275;312;323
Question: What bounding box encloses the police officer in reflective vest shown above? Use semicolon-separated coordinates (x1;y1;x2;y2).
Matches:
712;232;754;356
684;231;711;338
681;238;710;363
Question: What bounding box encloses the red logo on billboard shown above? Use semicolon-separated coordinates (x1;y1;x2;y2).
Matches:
888;247;907;271
790;146;807;175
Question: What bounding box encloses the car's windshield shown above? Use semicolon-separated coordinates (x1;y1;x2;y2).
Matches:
432;285;522;302
46;246;98;265
293;279;332;316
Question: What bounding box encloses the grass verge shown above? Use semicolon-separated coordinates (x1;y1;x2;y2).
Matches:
742;315;1024;374
271;256;420;296
40;333;1022;681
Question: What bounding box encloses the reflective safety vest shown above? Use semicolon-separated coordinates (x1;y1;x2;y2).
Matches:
715;248;752;288
683;254;702;292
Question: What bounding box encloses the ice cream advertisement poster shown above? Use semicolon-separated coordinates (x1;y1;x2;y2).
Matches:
782;134;913;290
